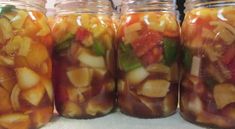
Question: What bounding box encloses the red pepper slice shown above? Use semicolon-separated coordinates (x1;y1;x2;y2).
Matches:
75;28;90;42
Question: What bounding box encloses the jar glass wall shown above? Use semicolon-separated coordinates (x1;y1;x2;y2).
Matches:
117;0;180;118
0;0;54;129
180;0;235;128
52;0;116;119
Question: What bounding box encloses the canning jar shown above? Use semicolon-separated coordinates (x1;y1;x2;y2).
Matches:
0;0;54;129
52;0;115;118
180;0;235;128
117;0;180;118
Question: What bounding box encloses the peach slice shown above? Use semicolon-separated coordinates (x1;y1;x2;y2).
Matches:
30;106;53;128
0;17;13;43
63;102;82;117
41;78;54;101
11;85;21;111
21;84;45;106
126;67;149;84
137;80;170;98
67;68;93;88
213;83;235;109
26;43;49;68
0;87;12;113
86;99;113;116
0;113;30;129
15;67;40;90
0;66;16;92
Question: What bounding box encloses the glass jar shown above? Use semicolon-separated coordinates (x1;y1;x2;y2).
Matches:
52;0;115;118
117;0;180;118
0;0;54;129
181;0;235;128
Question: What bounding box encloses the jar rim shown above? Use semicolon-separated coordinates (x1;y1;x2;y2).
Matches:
55;0;113;15
185;0;235;11
121;0;177;14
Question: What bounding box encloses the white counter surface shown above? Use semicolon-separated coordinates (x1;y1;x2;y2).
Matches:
42;111;205;129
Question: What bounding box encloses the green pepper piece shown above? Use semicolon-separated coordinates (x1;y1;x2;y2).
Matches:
92;41;106;56
163;38;178;66
54;38;73;54
118;43;142;72
0;5;15;14
183;48;192;70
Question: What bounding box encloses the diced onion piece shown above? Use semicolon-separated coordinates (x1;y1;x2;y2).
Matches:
203;45;221;62
124;22;142;34
0;113;30;129
41;78;54;101
78;51;106;69
21;84;45;106
137;80;170;98
126;67;149;84
63;102;82;117
213;83;235;109
188;96;203;114
11;10;28;29
67;68;93;88
86;99;112;116
190;56;201;77
15;67;40;90
11;85;21;111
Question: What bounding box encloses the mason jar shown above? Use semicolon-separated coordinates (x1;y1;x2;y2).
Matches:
0;0;54;129
117;0;180;118
180;0;235;128
52;0;115;119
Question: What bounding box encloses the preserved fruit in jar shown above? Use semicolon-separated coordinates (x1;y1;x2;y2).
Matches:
180;0;235;128
52;0;115;118
0;1;54;129
117;0;180;118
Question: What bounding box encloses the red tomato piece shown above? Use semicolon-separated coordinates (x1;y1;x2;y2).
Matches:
222;45;235;65
75;28;90;42
141;47;163;65
132;30;162;57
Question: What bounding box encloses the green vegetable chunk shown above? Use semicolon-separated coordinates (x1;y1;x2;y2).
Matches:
54;38;73;54
118;43;142;72
163;38;177;66
0;5;15;14
183;48;192;70
92;41;106;56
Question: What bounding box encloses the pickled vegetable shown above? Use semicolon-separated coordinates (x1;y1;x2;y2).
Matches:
181;5;235;128
0;4;53;129
52;13;115;118
117;11;180;118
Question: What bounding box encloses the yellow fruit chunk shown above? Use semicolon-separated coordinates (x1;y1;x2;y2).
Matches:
0;114;30;129
30;107;53;128
0;17;13;43
4;36;31;56
0;55;14;66
26;43;49;67
63;102;82;117
78;51;106;69
11;85;21;111
15;67;40;90
214;83;235;109
86;99;113;116
67;68;93;88
0;87;12;113
11;10;28;29
67;86;85;102
21;84;45;106
125;22;142;34
37;17;50;36
0;67;16;92
137;80;170;98
146;63;170;79
126;67;149;84
41;78;54;101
